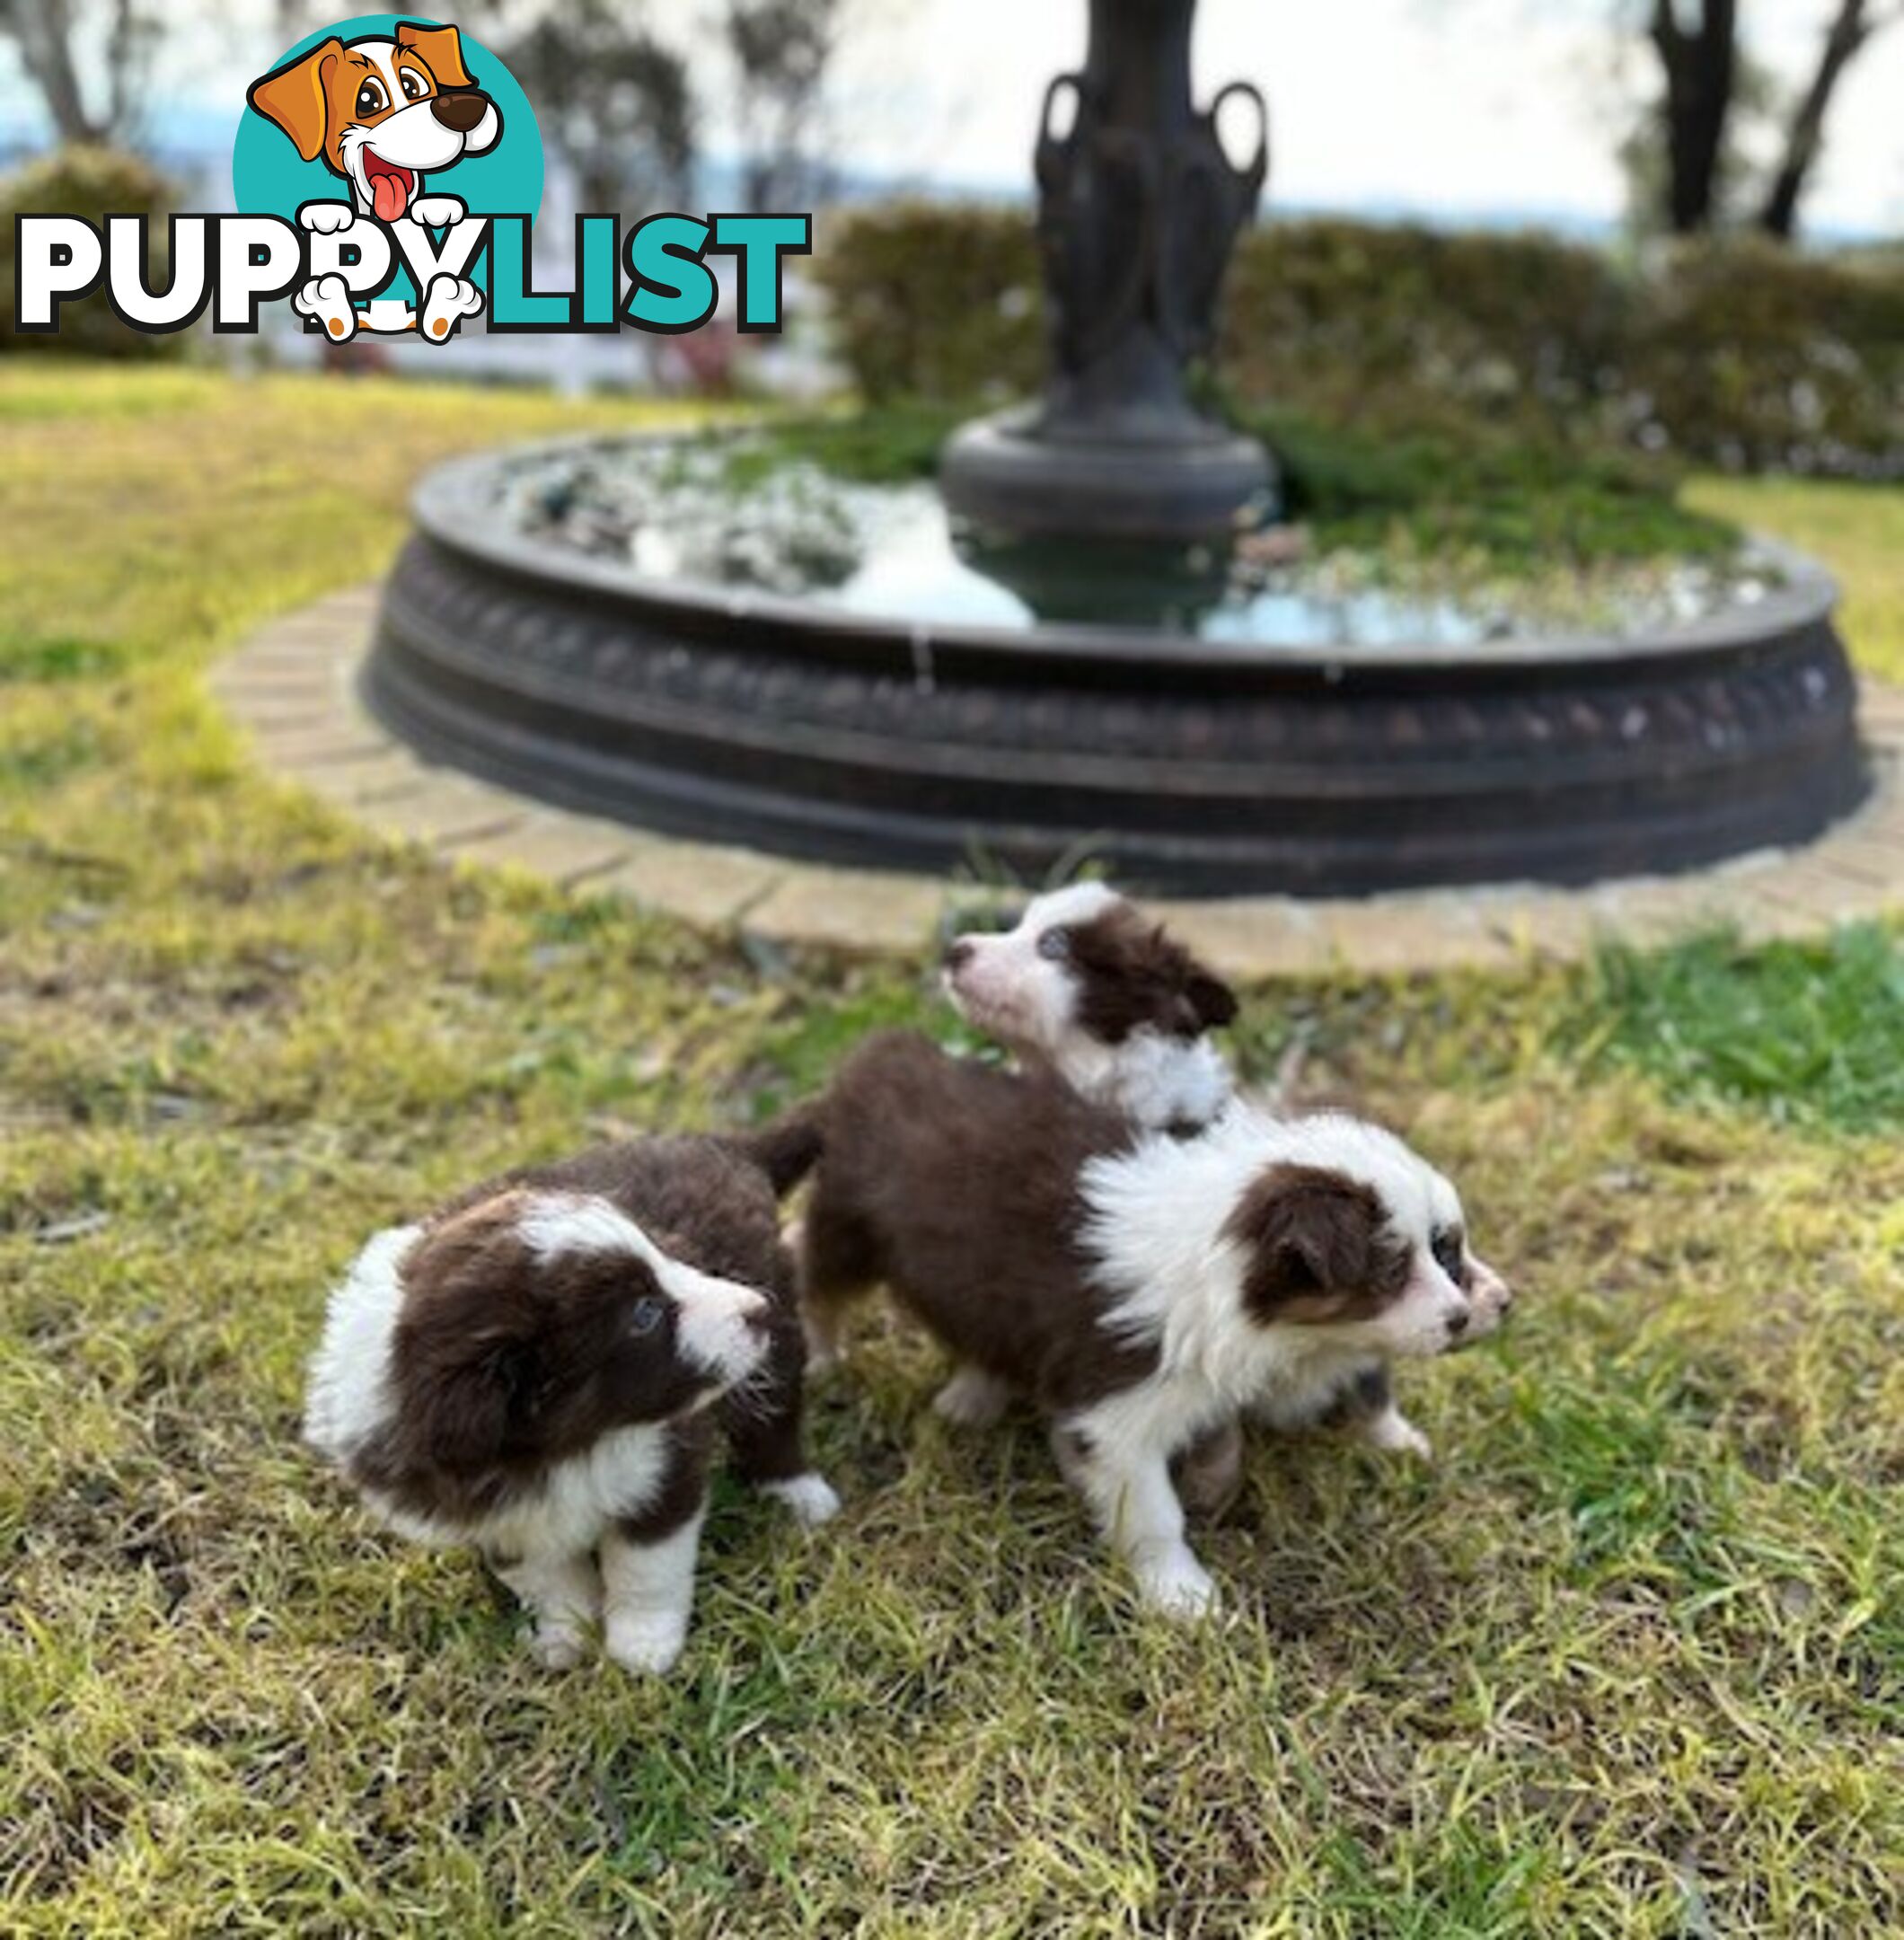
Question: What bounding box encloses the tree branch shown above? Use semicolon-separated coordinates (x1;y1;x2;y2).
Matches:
1;0;101;144
1758;0;1897;237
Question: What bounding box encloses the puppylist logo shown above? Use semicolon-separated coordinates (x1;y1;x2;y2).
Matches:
13;13;810;345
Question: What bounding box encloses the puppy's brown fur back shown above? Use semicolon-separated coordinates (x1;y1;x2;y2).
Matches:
800;1032;1158;1412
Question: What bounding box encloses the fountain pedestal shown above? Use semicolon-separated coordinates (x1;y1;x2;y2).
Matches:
940;0;1274;541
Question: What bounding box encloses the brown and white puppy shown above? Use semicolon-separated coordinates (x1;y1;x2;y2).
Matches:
304;1133;836;1677
249;21;501;225
791;1031;1510;1617
942;881;1238;1133
938;884;1512;1499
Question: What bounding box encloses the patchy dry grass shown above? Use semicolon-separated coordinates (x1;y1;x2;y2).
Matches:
1;362;1900;1936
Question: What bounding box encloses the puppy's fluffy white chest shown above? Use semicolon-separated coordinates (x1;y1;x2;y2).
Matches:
375;1424;675;1555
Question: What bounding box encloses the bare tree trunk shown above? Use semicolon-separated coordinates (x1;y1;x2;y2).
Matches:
2;0;101;143
1651;0;1739;234
103;0;147;142
725;0;842;212
1758;0;1897;239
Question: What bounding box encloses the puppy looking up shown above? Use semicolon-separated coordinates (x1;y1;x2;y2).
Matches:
942;881;1238;1133
939;884;1507;1492
792;1031;1510;1616
305;1132;835;1676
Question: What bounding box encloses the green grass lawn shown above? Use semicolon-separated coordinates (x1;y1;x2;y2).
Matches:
2;362;1900;1937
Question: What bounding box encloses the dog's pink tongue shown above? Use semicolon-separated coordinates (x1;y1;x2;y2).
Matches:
372;172;408;224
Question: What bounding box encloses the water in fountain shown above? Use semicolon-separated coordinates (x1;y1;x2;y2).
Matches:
499;436;1780;650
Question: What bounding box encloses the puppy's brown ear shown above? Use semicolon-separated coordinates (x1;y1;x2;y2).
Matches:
393;1199;542;1470
396;20;475;89
1184;967;1238;1031
416;1333;539;1472
248;39;341;163
1225;1162;1406;1321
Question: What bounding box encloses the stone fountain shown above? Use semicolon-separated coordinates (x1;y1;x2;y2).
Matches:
361;0;1868;895
940;0;1274;540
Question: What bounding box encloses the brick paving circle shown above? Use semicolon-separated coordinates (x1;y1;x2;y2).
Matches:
214;586;1904;974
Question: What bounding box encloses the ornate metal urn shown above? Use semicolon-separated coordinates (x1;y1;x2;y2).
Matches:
939;0;1275;540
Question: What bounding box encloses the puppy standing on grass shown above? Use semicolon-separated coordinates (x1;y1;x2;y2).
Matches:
938;883;1508;1493
304;1131;837;1677
789;1030;1511;1616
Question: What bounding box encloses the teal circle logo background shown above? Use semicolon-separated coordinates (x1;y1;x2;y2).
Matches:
232;13;543;224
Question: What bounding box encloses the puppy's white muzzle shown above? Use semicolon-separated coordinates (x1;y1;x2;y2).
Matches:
942;937;1043;1047
670;1270;771;1387
1457;1257;1513;1345
1377;1272;1476;1358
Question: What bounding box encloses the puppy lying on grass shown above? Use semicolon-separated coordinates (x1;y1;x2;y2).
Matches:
304;1131;835;1676
938;883;1511;1506
785;1029;1509;1617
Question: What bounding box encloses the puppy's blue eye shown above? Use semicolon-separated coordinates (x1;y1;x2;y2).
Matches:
627;1295;666;1338
1037;928;1072;962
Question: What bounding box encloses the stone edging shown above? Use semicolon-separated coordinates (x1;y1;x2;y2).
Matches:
212;585;1904;974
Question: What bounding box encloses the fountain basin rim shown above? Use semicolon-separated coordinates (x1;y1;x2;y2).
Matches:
415;432;1838;677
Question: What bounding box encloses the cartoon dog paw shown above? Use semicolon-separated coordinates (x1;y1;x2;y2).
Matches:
293;274;357;343
410;194;467;228
295;199;356;236
419;273;484;341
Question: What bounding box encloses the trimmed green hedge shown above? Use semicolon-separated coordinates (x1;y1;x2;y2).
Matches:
813;207;1904;476
1626;239;1904;475
815;201;1043;408
1220;222;1629;438
1;147;186;362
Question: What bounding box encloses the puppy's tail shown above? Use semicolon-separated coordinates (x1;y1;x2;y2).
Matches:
727;1101;825;1197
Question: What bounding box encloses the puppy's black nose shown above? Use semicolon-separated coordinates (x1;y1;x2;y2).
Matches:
943;939;974;973
431;90;491;132
1446;1307;1470;1337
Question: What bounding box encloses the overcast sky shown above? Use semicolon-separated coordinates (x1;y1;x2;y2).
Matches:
3;0;1900;233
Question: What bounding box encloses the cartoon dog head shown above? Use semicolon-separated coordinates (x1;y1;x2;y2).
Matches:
248;21;501;224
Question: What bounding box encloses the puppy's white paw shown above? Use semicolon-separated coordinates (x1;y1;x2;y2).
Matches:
1135;1548;1217;1620
293;273;356;342
761;1471;842;1530
296;199;355;234
527;1624;588;1671
410;194;467;227
1363;1406;1433;1462
419;272;483;341
605;1612;688;1676
932;1365;1011;1429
